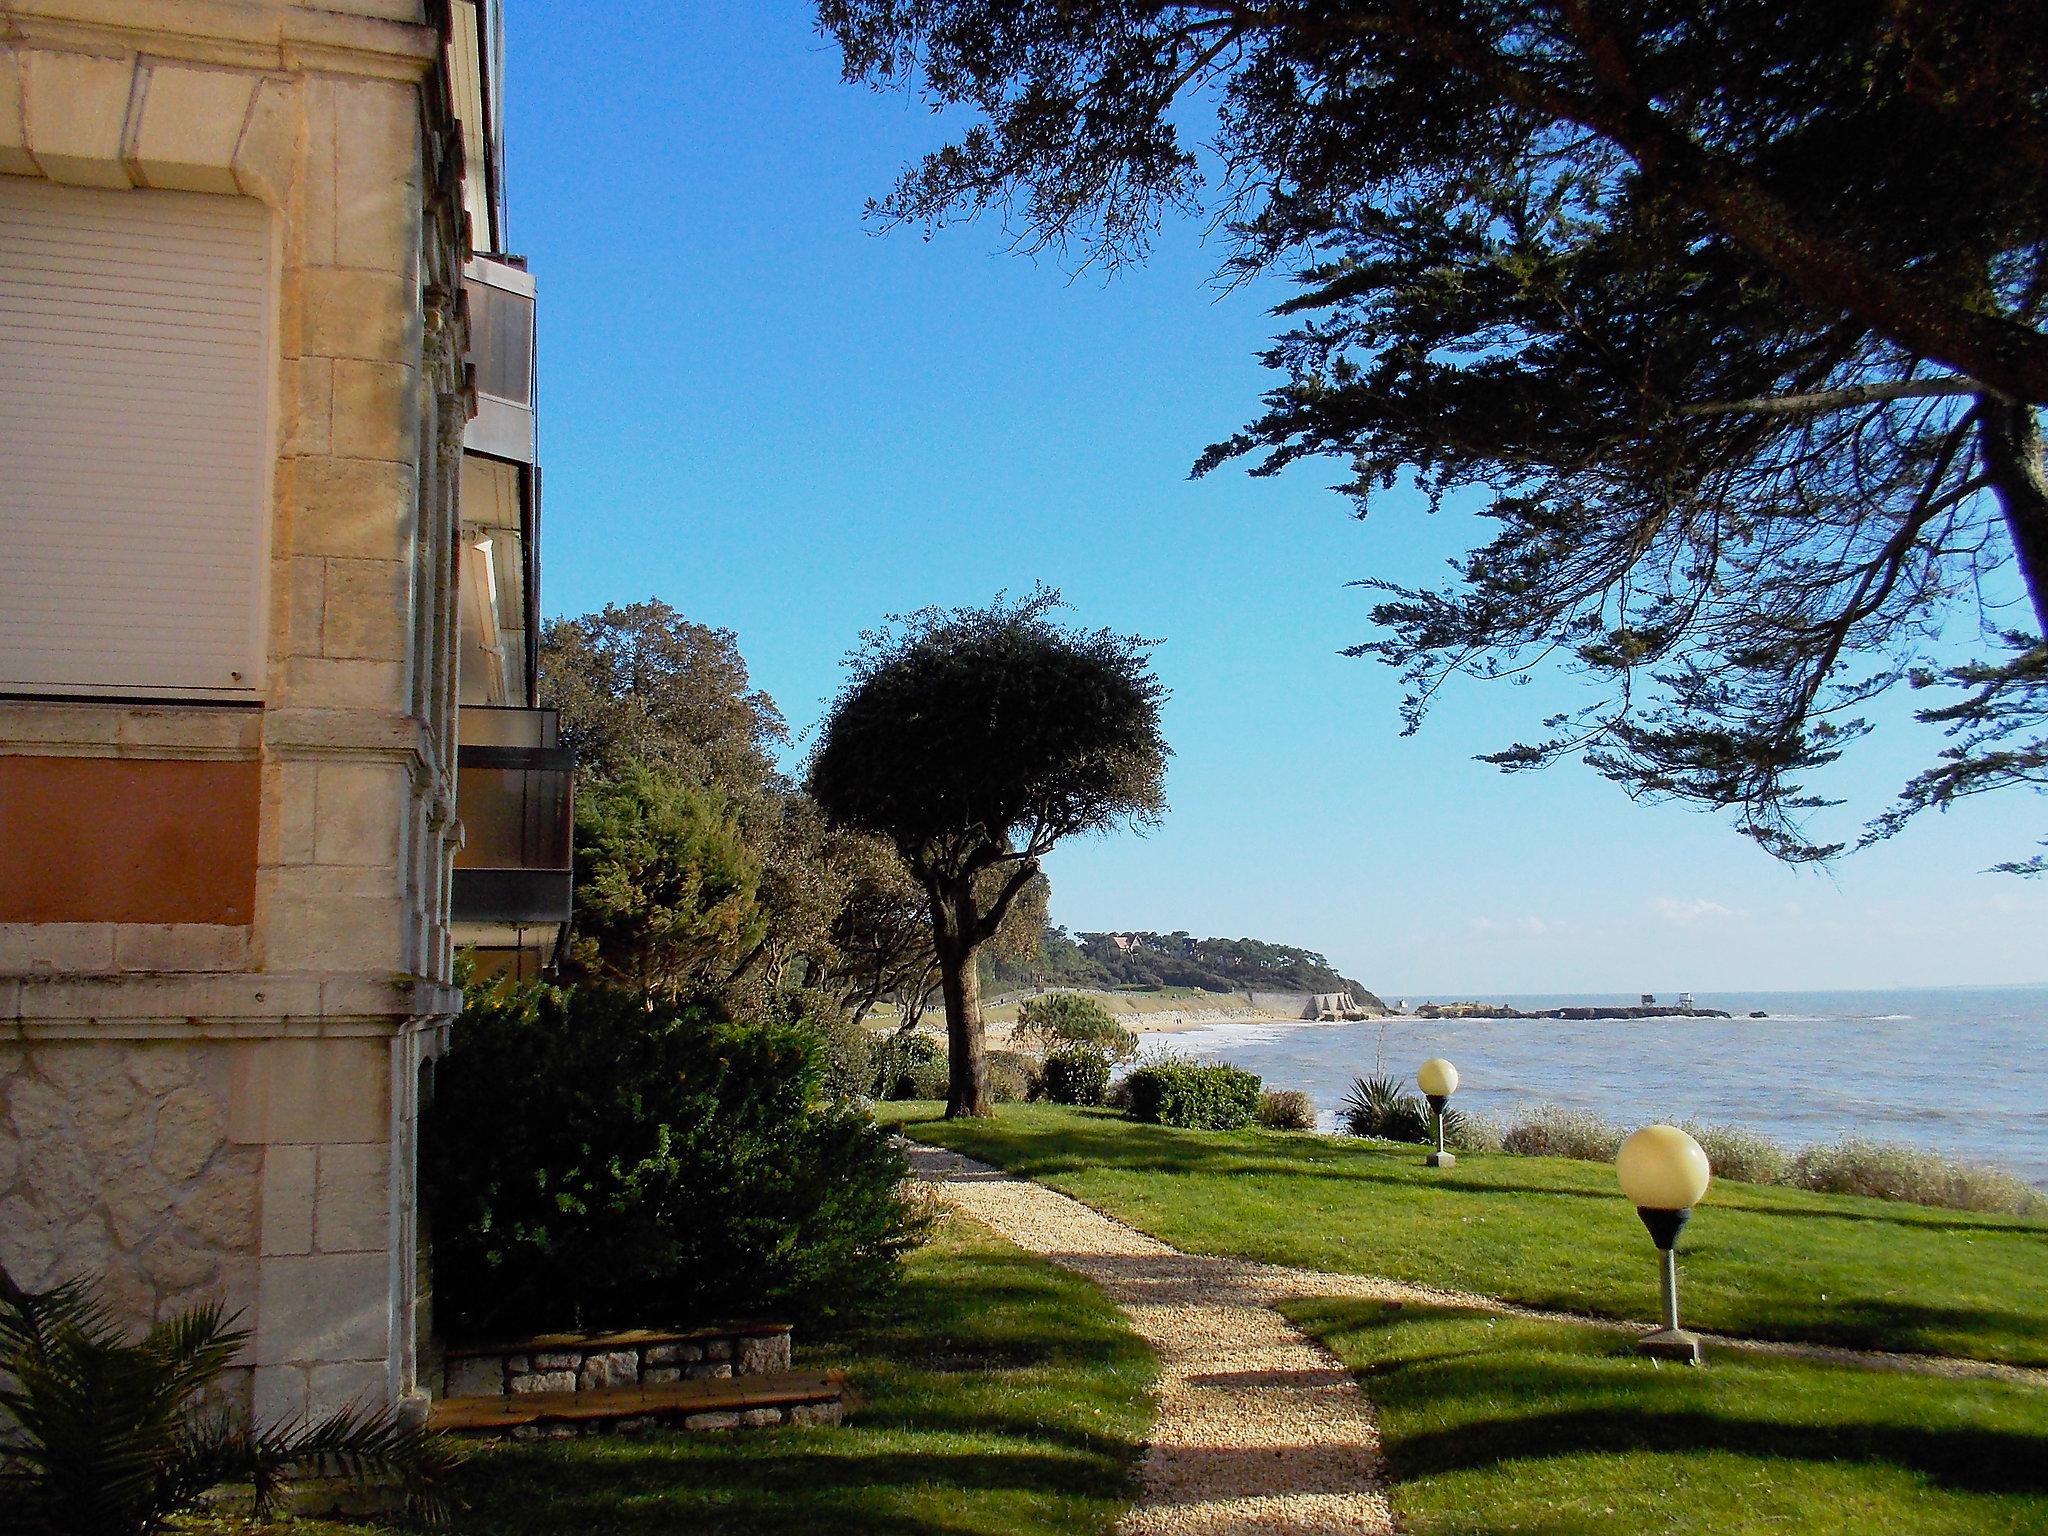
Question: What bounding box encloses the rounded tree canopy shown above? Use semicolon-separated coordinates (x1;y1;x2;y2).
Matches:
808;591;1168;873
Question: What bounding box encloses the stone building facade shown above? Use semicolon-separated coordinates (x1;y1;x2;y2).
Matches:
0;0;560;1425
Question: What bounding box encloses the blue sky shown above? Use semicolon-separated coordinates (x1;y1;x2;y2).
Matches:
506;0;2045;994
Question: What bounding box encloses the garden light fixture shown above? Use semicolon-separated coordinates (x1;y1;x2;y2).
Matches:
1616;1124;1712;1364
1417;1058;1459;1168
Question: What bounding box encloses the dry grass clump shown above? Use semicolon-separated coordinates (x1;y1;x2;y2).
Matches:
1256;1089;1318;1131
1678;1120;1791;1186
1499;1105;1624;1161
1447;1112;1505;1153
1789;1137;2047;1217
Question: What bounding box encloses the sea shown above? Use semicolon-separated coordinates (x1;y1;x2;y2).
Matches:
1147;985;2048;1188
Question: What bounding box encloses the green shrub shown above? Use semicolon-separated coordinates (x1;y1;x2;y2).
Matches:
781;986;870;1100
1015;992;1139;1062
423;978;929;1339
1041;1044;1113;1106
869;1031;948;1099
1125;1059;1262;1130
1257;1089;1317;1130
0;1269;453;1535
1678;1119;1791;1185
1339;1075;1431;1142
1499;1104;1626;1161
985;1048;1040;1104
1789;1137;2048;1216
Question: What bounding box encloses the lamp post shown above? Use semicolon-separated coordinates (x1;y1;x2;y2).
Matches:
1417;1058;1459;1168
1616;1124;1712;1364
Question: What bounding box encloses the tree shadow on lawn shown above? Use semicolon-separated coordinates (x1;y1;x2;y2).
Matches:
447;1440;1120;1536
1296;1302;2048;1498
1391;1407;2048;1496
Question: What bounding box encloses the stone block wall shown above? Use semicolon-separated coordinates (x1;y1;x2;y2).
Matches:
443;1325;796;1399
0;1040;259;1360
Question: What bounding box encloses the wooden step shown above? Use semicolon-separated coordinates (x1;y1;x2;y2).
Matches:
429;1367;846;1434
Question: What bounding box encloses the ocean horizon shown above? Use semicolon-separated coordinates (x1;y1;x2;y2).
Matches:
1151;984;2048;1187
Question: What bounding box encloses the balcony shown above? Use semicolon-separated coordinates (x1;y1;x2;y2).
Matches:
452;705;571;938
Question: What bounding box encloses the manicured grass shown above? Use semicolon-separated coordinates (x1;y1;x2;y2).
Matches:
882;1103;2048;1365
1285;1297;2048;1535
176;1213;1154;1536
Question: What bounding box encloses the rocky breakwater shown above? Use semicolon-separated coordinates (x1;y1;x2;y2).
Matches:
1414;1002;1733;1021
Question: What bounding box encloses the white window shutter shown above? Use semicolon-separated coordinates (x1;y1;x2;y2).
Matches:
0;178;271;698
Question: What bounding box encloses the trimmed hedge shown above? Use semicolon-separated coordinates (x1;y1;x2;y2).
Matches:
1125;1060;1262;1130
1040;1044;1113;1106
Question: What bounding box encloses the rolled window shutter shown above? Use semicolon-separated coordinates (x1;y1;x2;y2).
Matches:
0;179;271;697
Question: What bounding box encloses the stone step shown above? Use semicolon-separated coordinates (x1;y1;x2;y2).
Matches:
429;1367;847;1437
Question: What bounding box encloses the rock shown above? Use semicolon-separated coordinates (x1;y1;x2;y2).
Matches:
578;1350;637;1391
508;1371;575;1394
739;1408;781;1428
143;1236;220;1291
446;1355;504;1398
736;1333;789;1375
179;1160;260;1249
683;1411;739;1430
787;1401;843;1426
703;1338;732;1361
646;1342;700;1365
643;1367;680;1385
530;1351;578;1370
684;1362;732;1381
151;1087;224;1181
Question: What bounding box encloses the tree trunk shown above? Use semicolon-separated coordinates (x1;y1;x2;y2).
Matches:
937;934;988;1117
931;891;989;1117
1980;397;2048;634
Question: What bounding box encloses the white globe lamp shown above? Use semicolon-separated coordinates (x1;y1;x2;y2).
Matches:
1616;1124;1712;1364
1416;1058;1459;1168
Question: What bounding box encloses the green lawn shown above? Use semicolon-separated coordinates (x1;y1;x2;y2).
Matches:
883;1104;2048;1365
1286;1297;2048;1535
177;1213;1154;1536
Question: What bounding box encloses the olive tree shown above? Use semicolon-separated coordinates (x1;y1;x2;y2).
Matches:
809;593;1167;1116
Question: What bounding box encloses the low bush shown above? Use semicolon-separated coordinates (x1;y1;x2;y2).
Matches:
870;1030;948;1100
1339;1075;1431;1143
1257;1089;1317;1130
1447;1111;1505;1153
1015;992;1140;1062
1790;1137;2048;1216
424;978;929;1338
1679;1120;1791;1186
1041;1044;1114;1106
985;1048;1040;1104
1125;1059;1263;1130
1499;1104;1626;1161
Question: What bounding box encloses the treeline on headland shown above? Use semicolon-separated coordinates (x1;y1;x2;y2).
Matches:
983;924;1383;1006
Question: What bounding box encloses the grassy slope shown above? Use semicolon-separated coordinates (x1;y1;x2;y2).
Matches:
177;1214;1154;1536
1287;1297;2048;1536
883;1104;2048;1365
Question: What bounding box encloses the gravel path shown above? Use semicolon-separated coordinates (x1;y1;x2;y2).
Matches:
905;1141;1396;1534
